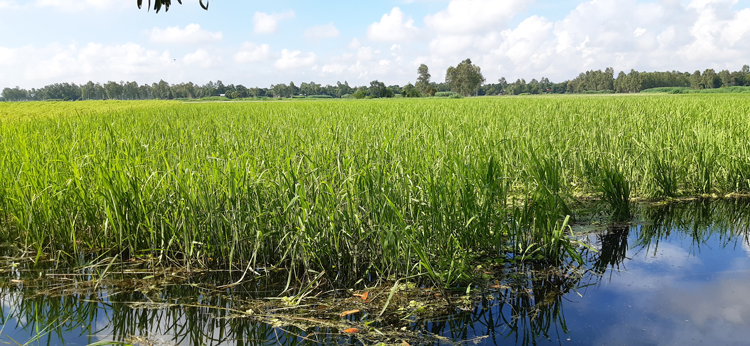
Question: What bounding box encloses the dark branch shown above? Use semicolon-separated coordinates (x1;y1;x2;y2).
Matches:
137;0;208;13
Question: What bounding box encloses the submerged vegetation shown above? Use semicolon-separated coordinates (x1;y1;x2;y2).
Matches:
1;95;750;290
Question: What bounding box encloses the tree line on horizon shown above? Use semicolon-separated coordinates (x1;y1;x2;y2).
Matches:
2;62;750;102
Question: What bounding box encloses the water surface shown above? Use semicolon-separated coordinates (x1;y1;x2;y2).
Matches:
2;199;749;345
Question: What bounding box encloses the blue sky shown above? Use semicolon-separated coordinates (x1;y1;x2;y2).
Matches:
1;0;749;89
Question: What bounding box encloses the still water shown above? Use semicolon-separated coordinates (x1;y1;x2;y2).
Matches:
2;199;749;345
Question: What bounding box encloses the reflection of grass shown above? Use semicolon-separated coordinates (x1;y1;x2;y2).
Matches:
635;198;750;251
0;252;589;346
579;198;750;279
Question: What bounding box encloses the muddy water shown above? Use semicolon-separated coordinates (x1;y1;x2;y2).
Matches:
1;199;749;345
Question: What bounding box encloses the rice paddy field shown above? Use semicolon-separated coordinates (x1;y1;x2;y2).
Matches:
1;95;749;289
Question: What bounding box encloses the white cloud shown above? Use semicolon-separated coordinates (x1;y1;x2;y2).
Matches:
428;34;475;57
304;22;340;40
319;50;397;81
424;0;529;35
494;16;555;70
253;10;295;34
149;24;222;44
0;0;19;9
722;8;750;46
416;0;750;83
183;49;221;69
15;43;173;84
357;47;376;61
367;7;423;42
234;42;271;63
274;49;316;70
322;63;347;74
0;47;18;65
348;38;362;50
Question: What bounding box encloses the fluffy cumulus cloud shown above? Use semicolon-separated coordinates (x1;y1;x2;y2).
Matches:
183;49;222;69
304;22;340;40
0;1;19;9
367;7;423;42
274;49;316;70
311;0;750;86
2;43;174;85
424;0;529;35
318;46;398;81
234;42;272;63
348;38;362;50
0;47;18;65
149;24;223;44
321;63;347;74
413;0;750;82
253;10;295;34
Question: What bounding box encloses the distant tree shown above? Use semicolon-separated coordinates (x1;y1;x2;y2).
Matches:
497;77;508;94
506;79;527;95
445;59;485;96
124;81;140;100
300;81;322;96
81;81;105;100
153;80;172;99
287;81;299;96
235;84;249;98
104;81;123;100
567;68;614;93
614;71;627;93
336;81;353;98
215;80;226;95
368;80;393;98
738;65;750;86
352;88;367;99
702;69;721;89
416;64;431;94
139;84;153;99
1;87;29;101
402;83;421;97
690;70;702;89
248;87;260;98
271;83;292;98
137;0;208;13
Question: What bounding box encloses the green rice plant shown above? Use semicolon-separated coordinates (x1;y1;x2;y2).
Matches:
648;150;679;198
1;95;750;288
688;133;717;194
596;165;631;221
